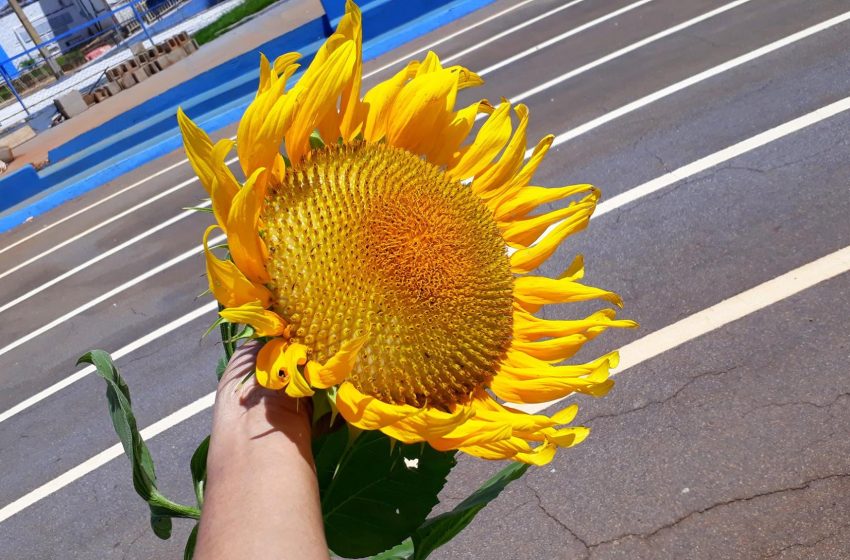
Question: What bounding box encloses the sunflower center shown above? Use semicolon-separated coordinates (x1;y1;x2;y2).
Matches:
262;142;514;409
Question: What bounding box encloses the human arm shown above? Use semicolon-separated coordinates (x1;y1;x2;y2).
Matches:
194;341;329;560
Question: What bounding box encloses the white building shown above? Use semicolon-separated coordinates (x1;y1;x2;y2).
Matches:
0;0;115;72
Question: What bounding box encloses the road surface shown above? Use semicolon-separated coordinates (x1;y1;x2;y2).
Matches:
1;0;849;558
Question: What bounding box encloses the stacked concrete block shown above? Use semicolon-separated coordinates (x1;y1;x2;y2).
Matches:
50;32;200;117
54;90;89;119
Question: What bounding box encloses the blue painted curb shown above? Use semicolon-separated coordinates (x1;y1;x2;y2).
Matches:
0;0;495;234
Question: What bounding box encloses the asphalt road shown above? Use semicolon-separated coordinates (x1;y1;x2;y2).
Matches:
1;0;849;558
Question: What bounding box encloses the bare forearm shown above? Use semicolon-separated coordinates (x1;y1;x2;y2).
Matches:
194;345;329;560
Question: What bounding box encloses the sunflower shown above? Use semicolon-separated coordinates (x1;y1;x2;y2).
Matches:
178;1;635;466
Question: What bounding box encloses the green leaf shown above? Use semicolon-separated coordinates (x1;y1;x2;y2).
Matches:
183;206;213;213
215;354;228;381
190;437;210;507
150;512;172;540
309;130;325;150
77;350;158;501
370;539;413;559
79;349;201;541
321;428;456;558
184;524;199;560
411;462;529;560
312;424;348;492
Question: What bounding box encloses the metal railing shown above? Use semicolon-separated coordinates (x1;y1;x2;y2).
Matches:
0;0;238;131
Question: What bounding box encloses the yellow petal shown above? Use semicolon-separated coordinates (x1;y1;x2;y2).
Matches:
283;343;314;397
273;52;302;81
309;334;369;389
380;406;475;444
472;104;529;198
542;426;590;447
203;225;271;308
550;404;580;425
385;68;458;154
177;108;216;195
427;417;512;451
509;212;598;274
226;168;270;284
207;140;241;230
255;338;289;390
335;382;421;430
446;101;512;181
460;437;532;460
237;57;299;176
494;183;593;223
514;308;636;342
219;300;286;337
361;60;419;142
514;276;623;313
490;354;616;403
337;0;364;141
500;191;599;248
446;65;484;90
513;442;557;465
286;40;357;164
427;100;489;168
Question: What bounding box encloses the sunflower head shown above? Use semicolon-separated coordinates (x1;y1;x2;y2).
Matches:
179;0;635;465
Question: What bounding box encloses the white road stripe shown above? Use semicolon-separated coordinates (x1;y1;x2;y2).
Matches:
0;175;219;282
2;95;847;426
440;0;590;65
0;302;217;425
477;0;656;77
545;9;850;151
518;245;850;415
366;0;552;74
500;0;755;112
0;204;212;314
0;235;225;357
4;243;848;525
0;392;216;525
0;158;193;256
0;0;574;257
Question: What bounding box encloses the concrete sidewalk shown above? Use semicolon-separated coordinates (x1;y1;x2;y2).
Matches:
5;0;320;176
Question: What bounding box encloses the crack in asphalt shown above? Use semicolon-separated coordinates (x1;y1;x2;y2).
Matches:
724;144;837;175
581;366;740;424
742;391;850;418
761;520;850;558
586;472;850;552
523;479;590;557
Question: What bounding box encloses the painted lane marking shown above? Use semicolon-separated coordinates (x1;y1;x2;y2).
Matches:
0;0;572;257
2;95;847;426
0;157;193;257
0;391;216;525
0;173;220;283
542;9;850;152
484;0;757;125
476;0;657;77
367;0;549;74
4;244;848;525
439;0;589;65
519;245;850;414
0;302;217;425
0;203;213;314
0;234;226;358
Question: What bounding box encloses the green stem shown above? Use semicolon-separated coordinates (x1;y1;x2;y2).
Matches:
218;303;235;361
150;491;202;520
